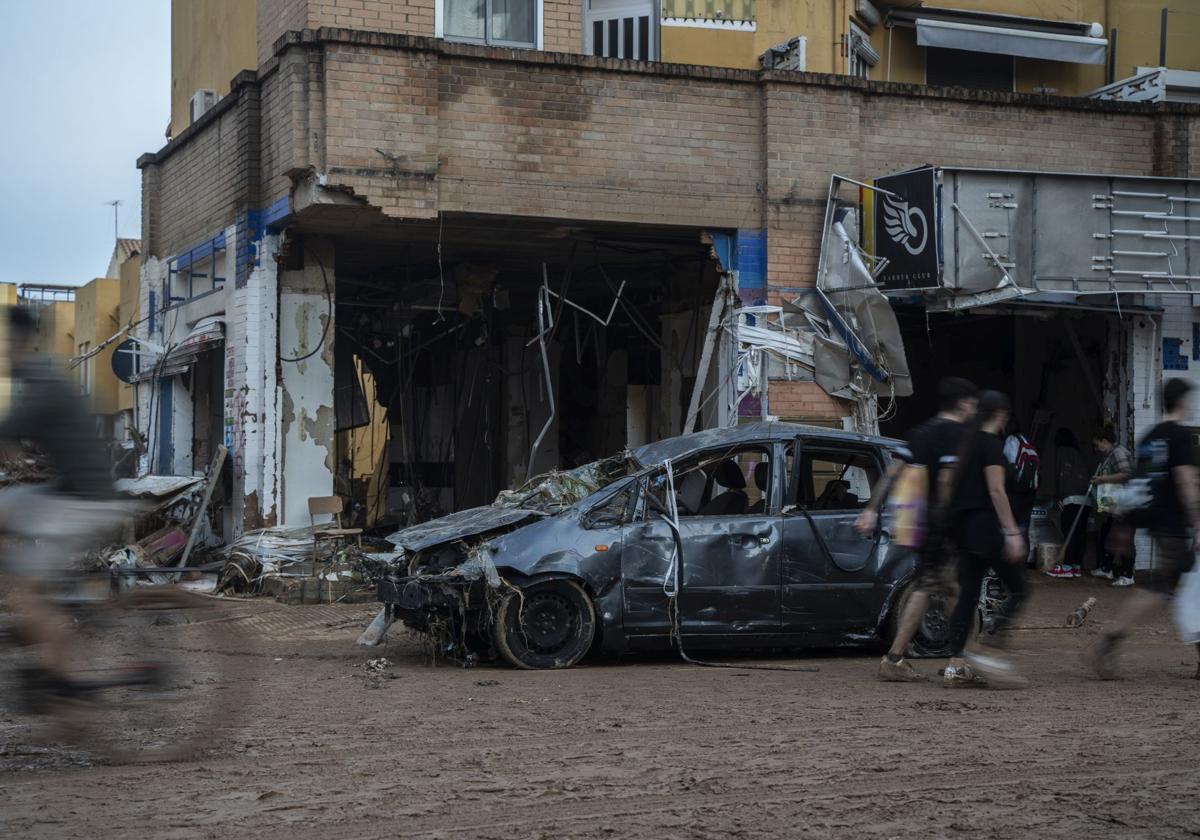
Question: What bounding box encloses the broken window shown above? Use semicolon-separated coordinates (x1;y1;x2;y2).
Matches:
787;445;882;512
640;446;773;520
582;483;635;528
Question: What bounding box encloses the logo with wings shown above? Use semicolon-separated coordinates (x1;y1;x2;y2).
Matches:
881;193;928;256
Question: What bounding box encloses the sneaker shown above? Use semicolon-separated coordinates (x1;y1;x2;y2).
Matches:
1046;564;1076;578
878;655;927;682
965;651;1028;689
1112;576;1135;587
1090;569;1114;580
943;664;985;688
1085;633;1123;680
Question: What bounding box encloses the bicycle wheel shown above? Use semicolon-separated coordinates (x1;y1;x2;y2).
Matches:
61;587;248;763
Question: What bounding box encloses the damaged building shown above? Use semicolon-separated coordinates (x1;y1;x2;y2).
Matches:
131;2;1200;573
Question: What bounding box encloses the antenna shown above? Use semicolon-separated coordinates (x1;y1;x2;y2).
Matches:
106;199;122;241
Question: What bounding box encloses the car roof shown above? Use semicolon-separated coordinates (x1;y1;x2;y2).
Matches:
631;421;900;467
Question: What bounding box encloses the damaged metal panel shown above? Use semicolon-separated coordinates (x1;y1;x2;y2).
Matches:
385;507;546;553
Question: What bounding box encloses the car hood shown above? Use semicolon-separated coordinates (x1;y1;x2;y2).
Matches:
385;506;546;552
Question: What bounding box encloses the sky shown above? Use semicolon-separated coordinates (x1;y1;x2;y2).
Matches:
0;1;170;286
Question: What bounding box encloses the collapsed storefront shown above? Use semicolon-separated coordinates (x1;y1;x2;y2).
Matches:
808;166;1198;566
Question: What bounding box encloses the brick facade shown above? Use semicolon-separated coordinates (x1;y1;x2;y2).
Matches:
141;27;1200;482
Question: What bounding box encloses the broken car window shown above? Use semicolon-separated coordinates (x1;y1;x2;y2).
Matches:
637;446;772;519
786;446;881;512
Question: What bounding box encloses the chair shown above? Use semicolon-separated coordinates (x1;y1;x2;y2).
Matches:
308;496;363;574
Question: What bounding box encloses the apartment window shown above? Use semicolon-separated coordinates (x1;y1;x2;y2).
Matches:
586;0;656;61
848;21;878;80
443;0;539;48
78;342;91;396
926;47;1014;92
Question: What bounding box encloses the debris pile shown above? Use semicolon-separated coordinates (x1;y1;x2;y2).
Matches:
0;443;53;487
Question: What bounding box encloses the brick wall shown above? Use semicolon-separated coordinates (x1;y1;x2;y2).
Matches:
544;0;581;53
322;42;440;217
259;0;581;67
139;79;261;259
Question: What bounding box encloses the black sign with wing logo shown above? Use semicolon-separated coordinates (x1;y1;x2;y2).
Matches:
874;166;940;291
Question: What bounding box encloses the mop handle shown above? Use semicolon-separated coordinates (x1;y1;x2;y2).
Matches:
1062;461;1107;550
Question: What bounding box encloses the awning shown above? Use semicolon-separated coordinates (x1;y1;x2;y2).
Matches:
129;316;225;382
916;18;1107;64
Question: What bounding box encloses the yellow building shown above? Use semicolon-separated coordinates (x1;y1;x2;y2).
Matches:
0;283;17;307
168;0;257;139
73;278;122;417
19;287;77;360
109;240;143;415
660;0;1200;97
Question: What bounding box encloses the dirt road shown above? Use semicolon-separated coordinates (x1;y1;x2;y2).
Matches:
3;576;1199;839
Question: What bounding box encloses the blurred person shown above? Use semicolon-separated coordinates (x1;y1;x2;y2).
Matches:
1087;378;1200;679
0;306;119;700
856;377;978;682
943;391;1028;689
1089;427;1135;585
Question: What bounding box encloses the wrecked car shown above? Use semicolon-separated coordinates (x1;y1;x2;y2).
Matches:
373;422;949;669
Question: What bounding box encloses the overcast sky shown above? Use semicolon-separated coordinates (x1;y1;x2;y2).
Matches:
0;1;170;286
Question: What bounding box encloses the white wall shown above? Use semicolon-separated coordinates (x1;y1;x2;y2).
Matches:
278;240;336;526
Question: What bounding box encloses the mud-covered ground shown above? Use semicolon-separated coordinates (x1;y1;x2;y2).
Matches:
2;575;1199;839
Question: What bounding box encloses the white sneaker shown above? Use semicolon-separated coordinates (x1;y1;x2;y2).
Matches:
1112;576;1135;587
965;651;1029;690
1090;569;1114;580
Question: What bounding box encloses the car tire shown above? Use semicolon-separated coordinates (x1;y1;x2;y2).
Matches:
493;579;596;670
886;581;955;658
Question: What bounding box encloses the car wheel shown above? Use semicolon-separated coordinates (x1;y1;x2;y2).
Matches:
887;582;954;658
493;580;596;670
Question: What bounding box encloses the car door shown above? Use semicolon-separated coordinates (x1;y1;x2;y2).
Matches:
621;445;782;638
780;438;886;635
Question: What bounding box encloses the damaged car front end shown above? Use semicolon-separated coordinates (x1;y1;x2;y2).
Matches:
374;457;636;668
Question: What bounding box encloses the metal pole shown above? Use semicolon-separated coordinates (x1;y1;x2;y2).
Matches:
1107;28;1117;84
1159;8;1168;67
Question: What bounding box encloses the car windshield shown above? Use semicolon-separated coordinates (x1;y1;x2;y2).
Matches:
493;454;635;512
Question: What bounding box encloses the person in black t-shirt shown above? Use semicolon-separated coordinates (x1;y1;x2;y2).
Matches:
1088;378;1200;679
856;377;978;682
943;391;1029;688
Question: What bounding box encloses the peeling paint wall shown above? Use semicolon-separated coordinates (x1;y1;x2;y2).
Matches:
279;239;336;526
227;231;282;532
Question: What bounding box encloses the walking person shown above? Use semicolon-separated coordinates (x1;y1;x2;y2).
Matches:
856;377;979;682
1088;378;1200;679
1089;427;1135;586
943;391;1029;688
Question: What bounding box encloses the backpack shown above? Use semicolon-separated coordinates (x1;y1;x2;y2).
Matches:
887;463;929;550
1008;435;1040;496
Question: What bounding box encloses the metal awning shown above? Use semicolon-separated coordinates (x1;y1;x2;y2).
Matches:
916;18;1107;64
129;317;225;382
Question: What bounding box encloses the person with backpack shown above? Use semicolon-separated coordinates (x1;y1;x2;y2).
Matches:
855;377;979;682
1089;427;1135;586
1087;378;1200;679
1003;424;1039;555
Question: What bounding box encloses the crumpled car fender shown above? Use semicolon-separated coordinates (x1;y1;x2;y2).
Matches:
484;513;622;597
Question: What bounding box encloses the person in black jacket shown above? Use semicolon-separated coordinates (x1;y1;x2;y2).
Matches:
943;391;1028;689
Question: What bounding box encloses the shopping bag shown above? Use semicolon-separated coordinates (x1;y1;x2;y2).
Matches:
888;464;928;550
1173;568;1200;645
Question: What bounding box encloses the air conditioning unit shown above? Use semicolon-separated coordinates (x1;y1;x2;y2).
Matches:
189;89;219;124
